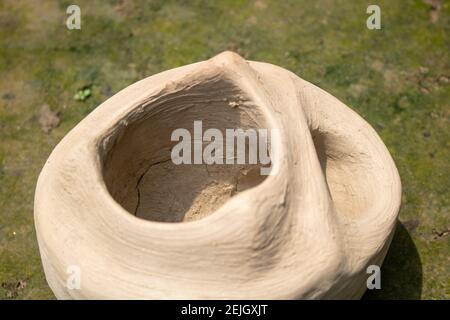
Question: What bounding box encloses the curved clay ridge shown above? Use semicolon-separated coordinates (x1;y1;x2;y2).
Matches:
34;51;401;299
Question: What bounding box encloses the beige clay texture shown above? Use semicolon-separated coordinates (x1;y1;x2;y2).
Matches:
34;52;401;299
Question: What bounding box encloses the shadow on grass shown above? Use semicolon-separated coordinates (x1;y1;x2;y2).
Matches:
363;221;422;299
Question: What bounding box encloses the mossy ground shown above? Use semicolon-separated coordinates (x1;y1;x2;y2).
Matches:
0;0;448;299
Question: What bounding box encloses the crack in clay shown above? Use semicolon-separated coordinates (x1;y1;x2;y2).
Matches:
134;158;172;216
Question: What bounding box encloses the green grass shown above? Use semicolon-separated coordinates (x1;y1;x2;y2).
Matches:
0;0;448;299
